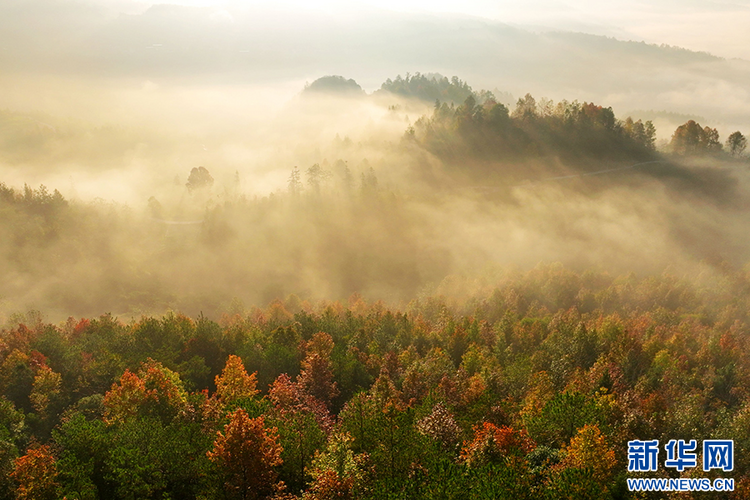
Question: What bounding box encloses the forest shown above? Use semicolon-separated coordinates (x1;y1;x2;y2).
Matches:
1;72;750;499
3;266;750;499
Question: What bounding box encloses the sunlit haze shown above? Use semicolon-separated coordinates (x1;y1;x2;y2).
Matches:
160;0;750;60
1;0;750;319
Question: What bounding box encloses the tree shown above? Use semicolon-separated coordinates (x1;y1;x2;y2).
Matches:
215;355;259;405
303;432;364;500
103;360;187;425
340;376;417;493
208;408;283;500
106;416;212;499
512;94;537;120
360;167;378;195
288;167;303;196
305;165;332;195
487;103;510;129
29;365;63;437
670;120;722;155
559;424;616;484
416;402;461;451
580;103;615;131
268;374;329;492
702;125;722;152
379;73;474;104
670;120;703;155
102;370;148;425
186;166;214;191
623;117;656;150
303;76;364;96
0;399;26;499
545;466;610;500
297;333;339;407
644;120;657;150
0;350;35;413
11;445;59;500
456;95;478;132
29;365;62;420
53;414;110;500
726;131;747;157
460;423;534;467
524;391;601;447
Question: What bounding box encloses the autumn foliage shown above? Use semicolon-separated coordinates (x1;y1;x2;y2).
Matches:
297;332;339;407
103;359;186;424
208;408;283;500
461;422;535;466
216;354;259;404
303;469;354;500
4;265;750;497
11;445;59;500
559;424;617;483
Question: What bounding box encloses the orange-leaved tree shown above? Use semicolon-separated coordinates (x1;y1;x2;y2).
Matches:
11;445;59;500
103;359;187;424
208;408;284;500
461;422;535;467
102;369;147;424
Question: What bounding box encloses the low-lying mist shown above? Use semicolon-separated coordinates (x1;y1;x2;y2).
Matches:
1;75;749;323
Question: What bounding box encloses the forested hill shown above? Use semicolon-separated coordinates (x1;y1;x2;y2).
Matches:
373;75;744;191
406;94;656;166
311;72;657;173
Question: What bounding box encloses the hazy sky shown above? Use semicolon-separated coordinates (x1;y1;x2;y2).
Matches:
151;0;750;60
